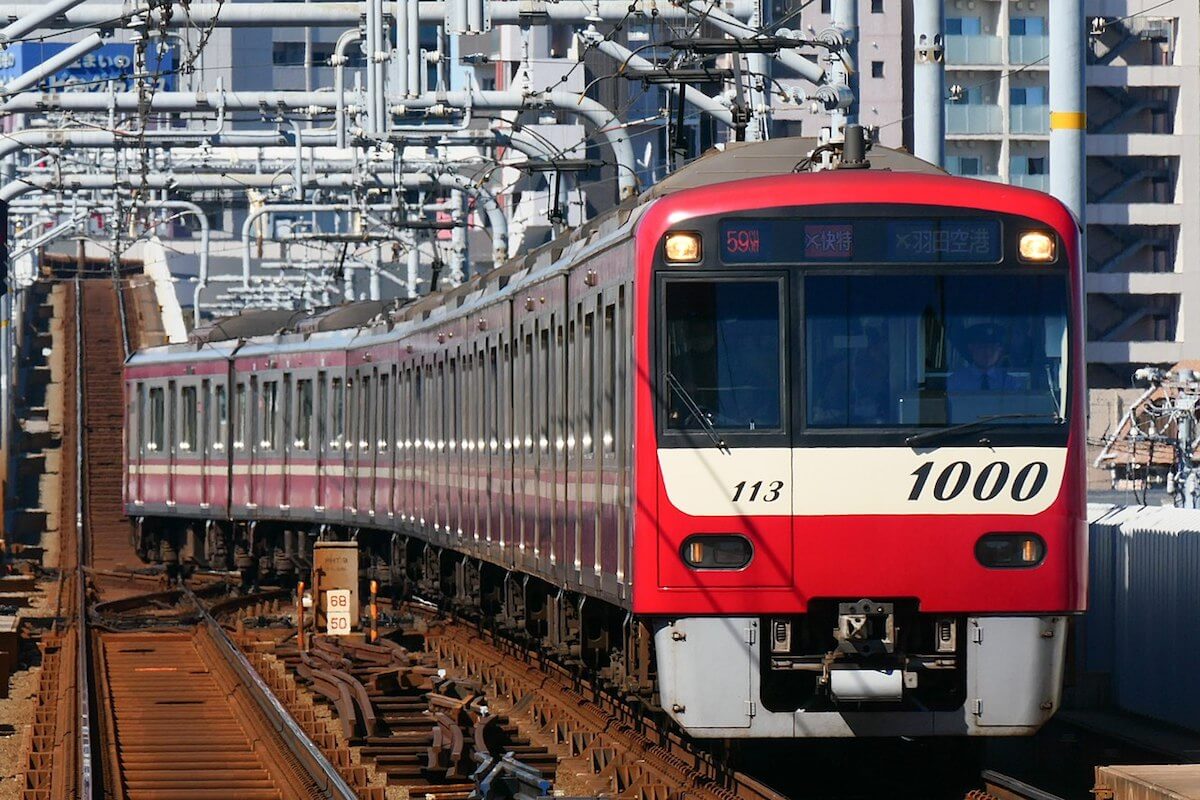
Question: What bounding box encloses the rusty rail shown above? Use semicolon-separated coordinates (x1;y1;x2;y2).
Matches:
74;278;97;799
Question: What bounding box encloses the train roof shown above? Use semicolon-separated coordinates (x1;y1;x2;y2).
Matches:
641;137;943;198
133;138;948;362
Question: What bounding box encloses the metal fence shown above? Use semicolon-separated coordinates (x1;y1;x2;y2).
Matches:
1083;503;1200;732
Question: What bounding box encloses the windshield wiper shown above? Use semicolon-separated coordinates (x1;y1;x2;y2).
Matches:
665;371;729;453
905;412;1062;448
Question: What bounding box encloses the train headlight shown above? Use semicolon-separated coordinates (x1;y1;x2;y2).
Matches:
975;533;1045;568
681;534;752;570
1018;231;1056;263
664;231;702;264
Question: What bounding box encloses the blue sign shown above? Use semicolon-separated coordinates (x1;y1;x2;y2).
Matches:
0;41;174;92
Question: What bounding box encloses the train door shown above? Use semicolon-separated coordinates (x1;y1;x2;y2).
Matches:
598;286;625;597
579;298;600;591
199;379;211;510
247;375;259;508
214;379;230;516
346;371;360;517
448;351;461;541
513;319;531;570
550;311;567;586
535;314;555;577
325;372;347;519
377;368;393;521
281;373;293;513
133;382;146;503
167;380;177;506
292;374;314;514
316;371;328;513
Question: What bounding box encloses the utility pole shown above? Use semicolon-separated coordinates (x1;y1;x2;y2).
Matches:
913;0;945;168
1049;0;1086;223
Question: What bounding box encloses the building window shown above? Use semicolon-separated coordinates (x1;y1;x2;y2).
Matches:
1026;156;1047;175
820;0;830;12
1010;17;1045;36
1010;85;1046;105
871;61;885;78
871;0;883;12
946;17;982;36
272;42;305;66
951;156;981;176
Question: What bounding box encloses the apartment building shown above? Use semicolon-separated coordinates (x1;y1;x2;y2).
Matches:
943;0;1200;386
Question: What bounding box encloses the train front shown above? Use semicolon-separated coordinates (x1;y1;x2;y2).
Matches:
631;172;1086;738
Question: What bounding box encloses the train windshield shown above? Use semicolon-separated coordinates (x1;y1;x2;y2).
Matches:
806;273;1068;428
663;278;784;431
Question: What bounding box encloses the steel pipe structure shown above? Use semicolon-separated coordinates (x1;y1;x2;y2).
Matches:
0;1;757;28
581;31;735;127
0;0;93;43
0;89;638;197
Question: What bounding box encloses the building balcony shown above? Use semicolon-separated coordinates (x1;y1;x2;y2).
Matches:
1009;35;1049;65
945;35;1003;66
1010;104;1049;134
946;104;1003;135
1010;173;1048;191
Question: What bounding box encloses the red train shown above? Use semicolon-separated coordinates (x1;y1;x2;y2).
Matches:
124;138;1085;738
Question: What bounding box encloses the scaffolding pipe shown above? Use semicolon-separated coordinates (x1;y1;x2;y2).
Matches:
0;89;638;196
332;29;364;148
365;0;381;133
406;0;421;97
0;0;93;43
912;0;944;167
682;0;824;85
2;2;757;28
585;33;735;126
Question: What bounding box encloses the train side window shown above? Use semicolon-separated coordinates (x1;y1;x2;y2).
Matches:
234;383;247;450
200;380;211;454
603;303;616;454
214;384;227;452
567;321;576;452
282;375;293;454
539;328;550;452
263;380;279;450
179;384;193;453
136;383;147;456
583;311;595;455
330;377;344;449
359;376;372;453
167;381;177;452
488;346;499;451
148;386;165;452
316;373;327;452
296;378;313;450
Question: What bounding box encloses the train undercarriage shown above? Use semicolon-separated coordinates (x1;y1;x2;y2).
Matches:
132;516;1067;738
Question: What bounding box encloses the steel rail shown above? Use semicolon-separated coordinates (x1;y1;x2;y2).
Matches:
73;278;96;799
184;587;360;800
979;770;1068;800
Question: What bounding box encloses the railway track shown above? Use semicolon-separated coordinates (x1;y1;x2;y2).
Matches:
22;277;358;800
226;596;789;800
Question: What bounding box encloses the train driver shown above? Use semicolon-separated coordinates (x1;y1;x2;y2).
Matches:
948;322;1029;393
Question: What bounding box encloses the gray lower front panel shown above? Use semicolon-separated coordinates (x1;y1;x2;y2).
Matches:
654;615;1067;737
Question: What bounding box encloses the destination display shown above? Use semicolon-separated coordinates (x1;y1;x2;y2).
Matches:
719;217;1003;264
